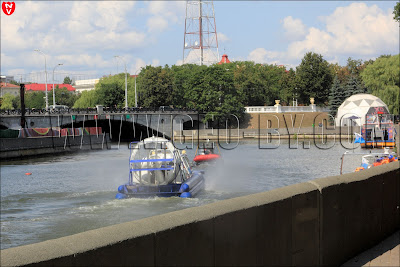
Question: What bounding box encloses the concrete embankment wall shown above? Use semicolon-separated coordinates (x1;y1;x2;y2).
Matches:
1;162;399;266
0;135;109;159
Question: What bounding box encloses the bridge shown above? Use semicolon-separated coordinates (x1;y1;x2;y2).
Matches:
0;108;201;141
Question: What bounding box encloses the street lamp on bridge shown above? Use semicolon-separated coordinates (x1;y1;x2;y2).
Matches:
52;63;63;107
134;68;142;108
114;55;128;109
34;49;48;110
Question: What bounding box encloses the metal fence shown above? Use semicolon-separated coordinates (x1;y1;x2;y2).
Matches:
245;106;330;113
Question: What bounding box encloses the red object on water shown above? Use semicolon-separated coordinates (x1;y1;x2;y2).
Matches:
193;154;220;162
25;172;32;175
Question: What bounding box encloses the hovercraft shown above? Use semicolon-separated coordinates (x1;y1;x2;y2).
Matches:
116;137;205;199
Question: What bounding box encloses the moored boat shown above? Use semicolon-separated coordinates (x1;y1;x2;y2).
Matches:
340;147;398;174
116;136;205;199
359;113;397;148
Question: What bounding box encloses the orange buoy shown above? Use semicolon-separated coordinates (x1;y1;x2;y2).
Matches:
25;172;32;175
355;167;364;172
382;159;390;164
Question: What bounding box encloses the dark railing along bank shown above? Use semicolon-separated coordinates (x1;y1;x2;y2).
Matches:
0;107;198;116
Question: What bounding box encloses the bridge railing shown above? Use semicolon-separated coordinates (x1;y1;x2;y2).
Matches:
0;107;198;116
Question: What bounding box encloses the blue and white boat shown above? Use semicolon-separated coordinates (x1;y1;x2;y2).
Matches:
116;137;205;199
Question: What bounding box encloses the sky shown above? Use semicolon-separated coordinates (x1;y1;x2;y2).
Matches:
1;1;398;83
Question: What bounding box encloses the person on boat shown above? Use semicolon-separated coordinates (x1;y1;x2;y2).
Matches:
204;149;211;155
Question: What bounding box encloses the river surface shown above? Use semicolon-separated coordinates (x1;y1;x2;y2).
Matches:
1;139;369;250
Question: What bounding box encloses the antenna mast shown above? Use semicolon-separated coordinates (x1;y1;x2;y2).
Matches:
183;0;219;65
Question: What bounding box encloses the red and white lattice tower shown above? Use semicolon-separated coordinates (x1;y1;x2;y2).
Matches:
183;0;219;65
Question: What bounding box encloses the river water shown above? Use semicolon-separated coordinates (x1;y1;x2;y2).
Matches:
1;139;366;250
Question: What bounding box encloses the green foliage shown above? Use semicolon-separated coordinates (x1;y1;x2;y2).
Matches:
234;61;266;106
295;52;333;105
0;94;16;109
138;65;173;108
184;64;244;121
73;90;98;108
346;57;363;76
12;95;21;109
232;62;287;106
278;68;296;105
393;2;400;22
328;76;345;117
96;75;125;107
259;64;286;105
48;86;78;107
360;54;400;114
73;74;135;108
9;80;20;86
63;76;73;85
343;75;364;99
171;64;205;108
25;91;45;109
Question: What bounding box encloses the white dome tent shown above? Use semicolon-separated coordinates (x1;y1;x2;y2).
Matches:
335;94;389;127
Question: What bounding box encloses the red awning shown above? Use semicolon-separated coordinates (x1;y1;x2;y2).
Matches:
24;83;76;92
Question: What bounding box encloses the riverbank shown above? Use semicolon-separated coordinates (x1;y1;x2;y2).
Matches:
0;134;110;160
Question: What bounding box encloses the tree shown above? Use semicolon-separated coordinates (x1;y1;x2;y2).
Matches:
63;76;73;85
360;54;400;114
25;91;45;109
184;64;244;122
258;64;286;105
0;93;16;109
233;61;265;106
48;86;78;107
73;90;99;108
346;57;364;76
97;76;125;108
343;74;364;99
278;68;296;106
9;80;20;86
394;2;400;22
328;76;344;118
295;52;333;105
170;64;204;108
138;65;173;108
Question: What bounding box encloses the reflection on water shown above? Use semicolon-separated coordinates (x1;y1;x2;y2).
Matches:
1;140;369;249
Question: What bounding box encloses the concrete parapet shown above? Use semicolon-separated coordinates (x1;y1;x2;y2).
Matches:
0;135;109;159
1;162;399;266
311;161;400;266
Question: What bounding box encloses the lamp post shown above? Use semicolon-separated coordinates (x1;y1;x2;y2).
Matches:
134;68;141;107
114;55;128;109
52;63;63;107
34;49;48;110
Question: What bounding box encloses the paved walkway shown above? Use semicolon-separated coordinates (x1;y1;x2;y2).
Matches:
342;230;399;266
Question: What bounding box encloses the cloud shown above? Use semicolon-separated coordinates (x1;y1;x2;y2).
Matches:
183;49;220;65
57;54;111;69
287;3;398;61
248;48;282;65
248;3;398;66
282;16;307;41
147;16;169;32
0;1;148;76
145;1;185;33
218;32;230;42
130;59;147;74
